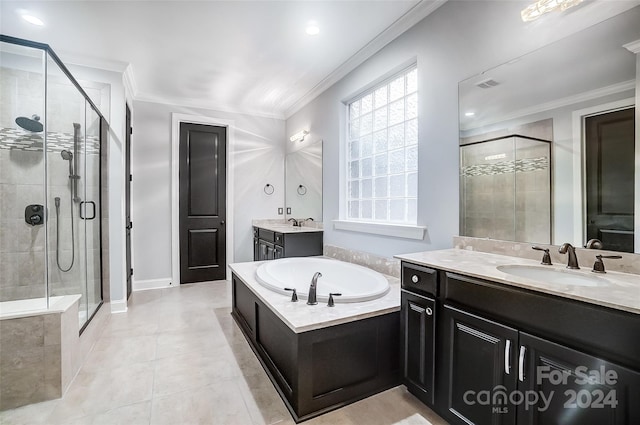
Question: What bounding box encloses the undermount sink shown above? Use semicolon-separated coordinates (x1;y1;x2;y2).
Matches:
496;265;610;287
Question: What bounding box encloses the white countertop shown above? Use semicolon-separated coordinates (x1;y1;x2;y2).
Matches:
395;249;640;315
254;224;323;234
253;219;323;234
229;260;400;333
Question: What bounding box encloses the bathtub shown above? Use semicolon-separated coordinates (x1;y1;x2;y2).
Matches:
255;257;390;303
231;258;400;421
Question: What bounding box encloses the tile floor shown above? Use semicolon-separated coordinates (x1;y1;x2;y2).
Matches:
0;281;449;425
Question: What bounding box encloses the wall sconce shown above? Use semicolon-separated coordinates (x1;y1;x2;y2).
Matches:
289;130;309;143
521;0;583;22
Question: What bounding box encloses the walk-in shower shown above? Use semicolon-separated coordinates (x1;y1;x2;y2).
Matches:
0;34;108;410
0;35;105;330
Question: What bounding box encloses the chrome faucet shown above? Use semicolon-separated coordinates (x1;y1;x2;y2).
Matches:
307;272;322;305
288;218;299;227
558;243;579;269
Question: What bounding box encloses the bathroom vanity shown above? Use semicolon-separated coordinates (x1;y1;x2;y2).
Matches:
253;224;323;261
396;249;640;425
229;260;400;422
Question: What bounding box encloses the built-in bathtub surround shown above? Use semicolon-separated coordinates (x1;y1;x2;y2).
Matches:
229;260;399;332
397;248;639;314
324;244;401;278
453;236;640;275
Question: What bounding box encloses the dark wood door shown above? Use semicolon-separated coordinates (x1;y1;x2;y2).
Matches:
517;332;639;425
585;108;635;252
179;122;227;283
401;291;436;406
442;304;518;425
125;104;132;298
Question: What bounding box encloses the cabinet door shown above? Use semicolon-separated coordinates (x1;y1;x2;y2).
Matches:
401;291;436;405
517;332;640;425
274;245;284;259
442;305;518;425
253;238;260;261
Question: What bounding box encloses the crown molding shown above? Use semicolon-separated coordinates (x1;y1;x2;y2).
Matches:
623;39;640;54
123;64;138;99
284;0;447;119
462;80;636;132
134;92;286;120
57;50;129;73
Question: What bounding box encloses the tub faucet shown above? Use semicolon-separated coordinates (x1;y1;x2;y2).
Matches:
307;272;322;305
558;243;580;269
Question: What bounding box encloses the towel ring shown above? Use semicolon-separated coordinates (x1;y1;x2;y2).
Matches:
297;184;307;195
264;184;274;195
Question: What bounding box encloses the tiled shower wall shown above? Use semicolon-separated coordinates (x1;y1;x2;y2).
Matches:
0;65;102;307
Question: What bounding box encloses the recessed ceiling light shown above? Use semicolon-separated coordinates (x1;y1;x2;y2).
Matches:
465;112;475;117
22;14;44;26
305;21;319;36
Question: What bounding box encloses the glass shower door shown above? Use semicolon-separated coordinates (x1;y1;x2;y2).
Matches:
83;102;102;324
46;54;88;327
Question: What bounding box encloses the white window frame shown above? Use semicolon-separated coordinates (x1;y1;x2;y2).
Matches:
334;63;426;240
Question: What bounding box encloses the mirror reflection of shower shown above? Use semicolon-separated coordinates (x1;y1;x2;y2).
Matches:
55;122;82;272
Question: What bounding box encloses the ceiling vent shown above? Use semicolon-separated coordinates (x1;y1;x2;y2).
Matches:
476;78;499;89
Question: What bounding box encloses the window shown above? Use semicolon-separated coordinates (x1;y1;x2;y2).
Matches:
346;66;418;224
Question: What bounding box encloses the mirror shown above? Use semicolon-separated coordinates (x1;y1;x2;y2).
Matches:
459;7;639;253
285;139;323;222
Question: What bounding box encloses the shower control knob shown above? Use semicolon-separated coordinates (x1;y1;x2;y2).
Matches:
31;205;41;212
30;214;41;224
411;275;420;284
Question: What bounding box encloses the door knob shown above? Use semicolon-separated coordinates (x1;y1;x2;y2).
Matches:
221;221;225;225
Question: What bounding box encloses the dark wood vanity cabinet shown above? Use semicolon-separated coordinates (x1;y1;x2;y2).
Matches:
400;262;438;406
401;291;436;406
253;227;322;261
400;263;640;425
441;304;518;425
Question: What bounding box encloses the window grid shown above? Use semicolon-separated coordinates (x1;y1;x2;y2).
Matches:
347;67;417;224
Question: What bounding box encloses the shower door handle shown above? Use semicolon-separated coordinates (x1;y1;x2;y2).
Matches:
80;201;96;220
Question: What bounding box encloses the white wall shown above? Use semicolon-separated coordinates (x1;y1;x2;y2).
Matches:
285;0;637;258
131;100;285;283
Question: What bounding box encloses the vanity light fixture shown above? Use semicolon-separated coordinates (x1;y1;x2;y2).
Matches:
305;21;320;36
21;14;44;26
521;0;583;22
289;129;309;143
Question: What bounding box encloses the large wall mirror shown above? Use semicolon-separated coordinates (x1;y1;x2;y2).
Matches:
459;6;639;253
285;139;323;222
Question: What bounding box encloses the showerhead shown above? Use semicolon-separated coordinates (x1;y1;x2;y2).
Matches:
15;115;43;133
60;150;73;161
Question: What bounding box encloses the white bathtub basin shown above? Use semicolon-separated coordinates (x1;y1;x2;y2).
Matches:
255;257;390;303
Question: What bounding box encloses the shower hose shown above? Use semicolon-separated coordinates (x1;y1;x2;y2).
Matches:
54;195;75;272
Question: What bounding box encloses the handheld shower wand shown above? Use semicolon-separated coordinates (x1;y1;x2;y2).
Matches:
55;150;77;272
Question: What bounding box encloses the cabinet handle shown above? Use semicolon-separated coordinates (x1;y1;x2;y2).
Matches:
425;307;433;316
411;274;420;283
518;345;526;382
504;339;511;375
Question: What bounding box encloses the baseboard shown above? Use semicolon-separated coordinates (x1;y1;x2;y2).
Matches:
133;277;173;291
110;299;128;314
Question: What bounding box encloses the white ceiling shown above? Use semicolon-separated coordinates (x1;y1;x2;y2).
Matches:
0;0;442;119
